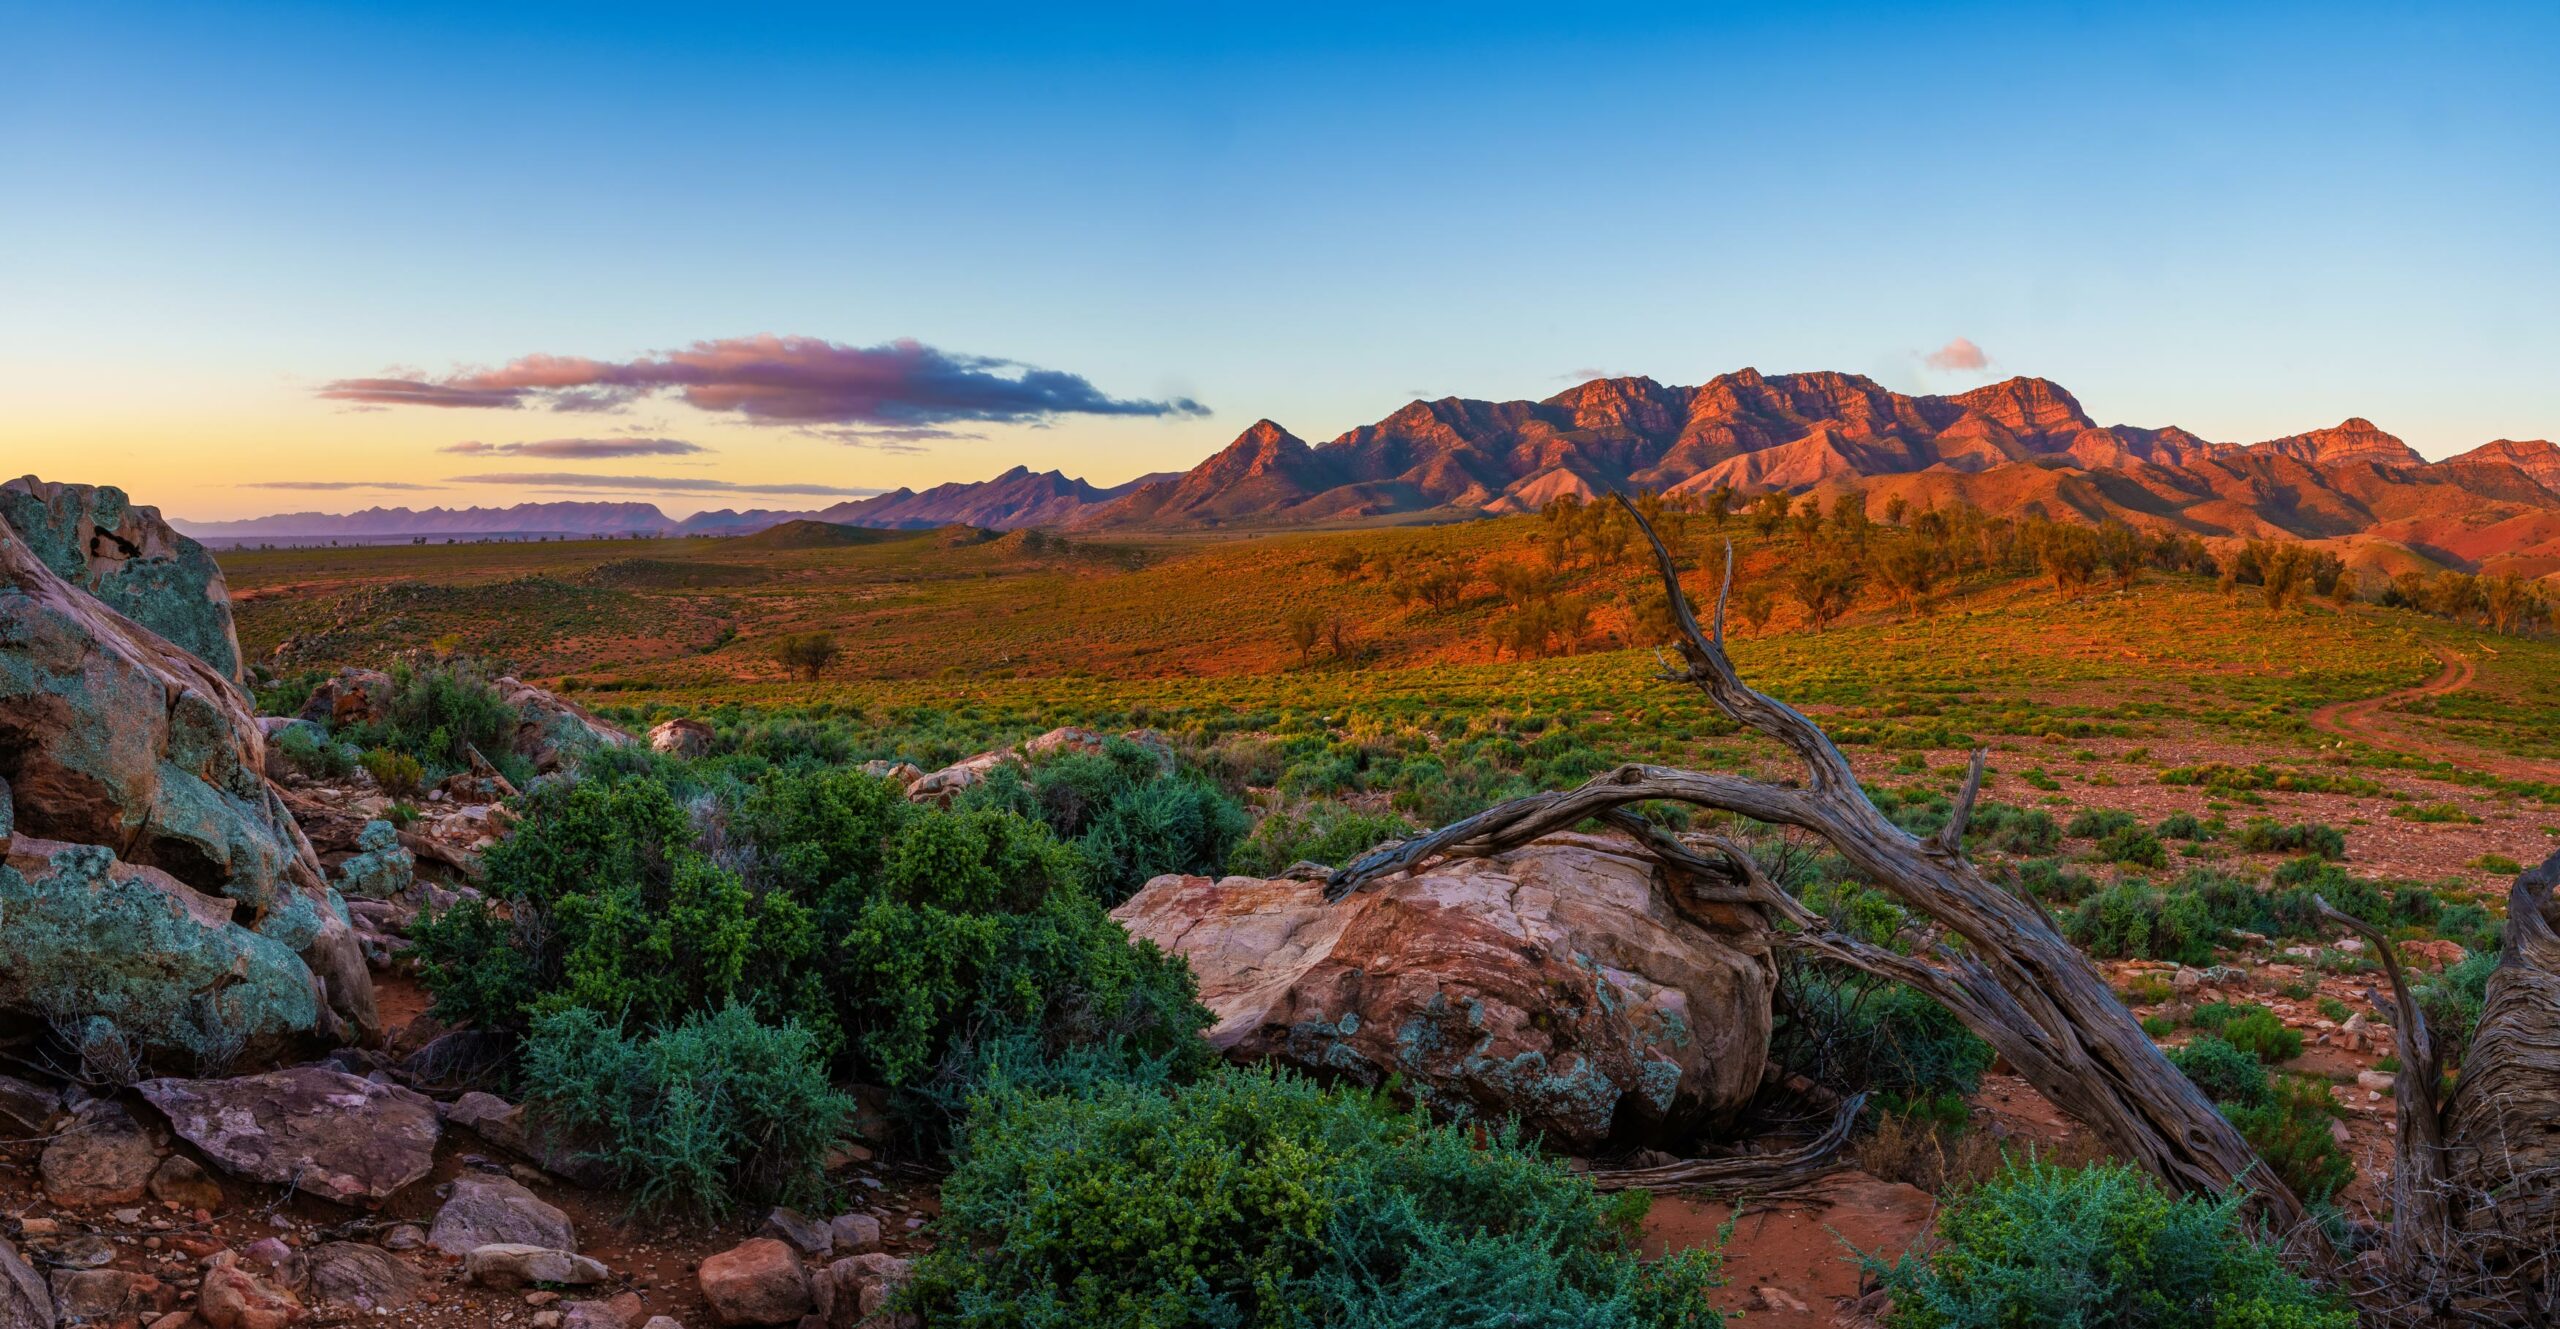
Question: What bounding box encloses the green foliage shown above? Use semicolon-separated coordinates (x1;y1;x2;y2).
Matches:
337;658;526;782
2159;763;2382;797
2415;951;2498;1069
2097;824;2168;868
359;746;425;798
2471;852;2525;876
2235;819;2346;859
2434;903;2503;955
2394;801;2480;825
2156;811;2208;841
1777;967;1994;1104
269;723;354;780
1229;801;1415;877
412;765;1214;1093
2168;1036;2272;1108
2224;1075;2354;1203
957;740;1247;904
905;1068;1725;1328
2066;880;2220;966
1965;802;2061;855
2190;1003;2302;1065
251;667;330;717
2013;857;2101;904
1868;1159;2352;1328
2065;808;2142;841
519;1004;854;1217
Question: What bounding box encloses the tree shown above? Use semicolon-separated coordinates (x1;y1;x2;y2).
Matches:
2036;524;2100;599
1873;538;1938;617
771;632;839;681
1284;606;1324;664
1786;554;1866;632
2094;523;2144;592
1882;494;1909;527
1749;491;1791;538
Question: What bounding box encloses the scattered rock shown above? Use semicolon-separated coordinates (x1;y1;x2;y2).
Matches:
642;1319;685;1329
1112;833;1777;1149
40;1100;165;1208
1749;1286;1810;1313
430;1173;575;1256
759;1208;832;1257
2358;1070;2398;1094
648;718;715;758
436;1092;613;1188
833;1253;911;1322
303;1242;426;1312
138;1068;439;1203
381;1224;428;1252
0;1234;51;1329
47;1268;167;1323
464;1245;610;1290
826;1213;881;1256
331;820;414;900
496;677;633;772
855;760;922;788
561;1293;645;1329
698;1239;811;1326
200;1250;308;1329
296;667;393;729
0;1073;58;1135
2329;1117;2354;1148
148;1153;225;1211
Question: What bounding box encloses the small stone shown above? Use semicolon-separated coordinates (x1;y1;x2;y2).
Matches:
642;1319;686;1329
149;1154;226;1212
40;1100;165;1208
380;1224;428;1252
527;1290;563;1306
2329;1118;2353;1148
465;1245;610;1290
200;1250;308;1329
535;1313;565;1329
1750;1286;1810;1313
16;1219;58;1238
698;1238;811;1326
760;1207;832;1257
2357;1070;2397;1094
0;1072;61;1135
826;1213;881;1256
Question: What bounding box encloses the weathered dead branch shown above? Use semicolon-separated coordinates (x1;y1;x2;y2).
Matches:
1590;1090;1868;1193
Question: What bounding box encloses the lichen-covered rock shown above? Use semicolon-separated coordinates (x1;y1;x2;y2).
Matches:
1111;833;1776;1150
295;667;392;728
647;716;714;758
0;514;375;1054
331;821;413;900
0;837;325;1065
138;1067;439;1203
429;1173;575;1256
0;476;241;682
496;677;632;772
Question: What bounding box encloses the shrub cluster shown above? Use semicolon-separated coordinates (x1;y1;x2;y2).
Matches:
902;1068;1728;1328
1228;800;1415;877
1868;1159;2352;1327
953;738;1247;903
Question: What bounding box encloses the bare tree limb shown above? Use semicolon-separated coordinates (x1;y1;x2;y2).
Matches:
1932;749;1989;857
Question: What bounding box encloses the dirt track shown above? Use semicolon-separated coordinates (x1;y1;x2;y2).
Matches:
2308;646;2560;783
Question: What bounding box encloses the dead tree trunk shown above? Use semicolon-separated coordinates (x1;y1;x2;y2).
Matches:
1330;495;2323;1245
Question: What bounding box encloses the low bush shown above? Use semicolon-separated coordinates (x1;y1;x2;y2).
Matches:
270;724;354;780
411;766;1213;1094
2065;881;2218;966
1777;967;1994;1105
2191;1003;2302;1065
2435;903;2503;955
2063;808;2141;841
2167;1035;2271;1108
2236;818;2346;859
336;658;530;784
2155;811;2207;841
2011;857;2100;904
956;739;1249;904
1228;800;1415;877
359;747;425;798
902;1068;1728;1327
2415;951;2498;1069
2095;824;2167;868
2225;1074;2354;1203
519;1004;854;1217
1965;802;2060;855
1867;1158;2351;1328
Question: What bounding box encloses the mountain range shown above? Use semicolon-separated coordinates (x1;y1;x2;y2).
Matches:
179;370;2560;578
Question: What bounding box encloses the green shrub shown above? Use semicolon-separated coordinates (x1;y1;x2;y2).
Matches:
2064;808;2141;840
2155;811;2207;841
1777;968;1993;1104
2434;903;2503;955
2096;825;2167;868
2065;881;2218;966
2167;1035;2271;1108
1867;1158;2351;1328
2236;818;2346;859
2224;1074;2354;1203
2012;857;2100;903
359;747;426;798
2190;1003;2302;1065
903;1068;1728;1328
956;740;1249;903
1229;801;1415;877
519;1004;854;1217
2471;852;2525;876
271;724;355;780
2395;801;2479;825
1965;802;2061;855
2415;951;2498;1069
412;766;1213;1092
337;658;526;782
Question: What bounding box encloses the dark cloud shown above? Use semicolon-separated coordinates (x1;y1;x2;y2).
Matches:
242;480;443;491
445;471;884;497
807;424;984;455
1923;337;1989;372
321;335;1209;427
441;437;707;458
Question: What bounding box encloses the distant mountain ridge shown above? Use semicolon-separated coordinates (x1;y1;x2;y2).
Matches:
182;370;2560;574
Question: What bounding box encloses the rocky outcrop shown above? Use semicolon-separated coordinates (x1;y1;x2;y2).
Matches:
497;676;633;771
295;667;392;728
0;476;242;682
0;511;376;1058
647;716;714;757
1111;833;1776;1150
903;726;1167;805
137;1067;439;1203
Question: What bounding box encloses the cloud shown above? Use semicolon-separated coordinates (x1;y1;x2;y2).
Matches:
441;436;707;458
444;471;884;497
321;335;1210;427
242;480;443;491
806;425;984;455
1556;367;1624;382
1922;337;1989;372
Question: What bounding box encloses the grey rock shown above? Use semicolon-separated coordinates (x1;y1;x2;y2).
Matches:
430;1173;576;1257
826;1213;881;1255
305;1241;427;1311
464;1244;610;1290
0;1073;58;1136
0;1234;51;1329
760;1206;832;1256
138;1066;439;1202
38;1100;163;1208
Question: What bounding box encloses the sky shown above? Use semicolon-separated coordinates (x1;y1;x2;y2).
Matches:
3;1;2556;521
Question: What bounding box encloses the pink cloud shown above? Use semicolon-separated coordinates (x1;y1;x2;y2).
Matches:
1923;337;1989;372
320;335;1208;427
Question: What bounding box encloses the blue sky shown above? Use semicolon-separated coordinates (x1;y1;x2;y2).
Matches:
4;2;2555;518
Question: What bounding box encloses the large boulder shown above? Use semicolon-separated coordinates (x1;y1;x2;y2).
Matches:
647;716;714;758
429;1173;575;1256
1111;833;1776;1150
138;1067;439;1203
0;513;375;1055
496;676;632;771
0;476;241;682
